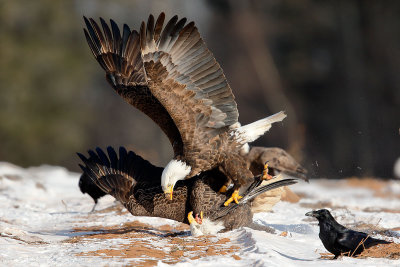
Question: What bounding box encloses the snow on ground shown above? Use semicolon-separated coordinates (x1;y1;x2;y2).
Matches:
0;162;399;266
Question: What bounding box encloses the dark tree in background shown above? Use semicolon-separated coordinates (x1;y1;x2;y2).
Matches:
0;0;398;178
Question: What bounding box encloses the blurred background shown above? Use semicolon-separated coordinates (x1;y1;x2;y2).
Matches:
1;0;399;178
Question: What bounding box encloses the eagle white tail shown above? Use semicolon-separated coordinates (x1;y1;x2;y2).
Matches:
233;111;286;144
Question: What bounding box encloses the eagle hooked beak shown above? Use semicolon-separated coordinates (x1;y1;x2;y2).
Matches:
188;211;203;225
165;185;173;200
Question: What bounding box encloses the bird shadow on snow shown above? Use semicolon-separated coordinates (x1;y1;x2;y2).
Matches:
272;249;314;261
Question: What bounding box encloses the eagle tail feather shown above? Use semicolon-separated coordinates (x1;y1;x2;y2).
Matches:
233;111;287;144
211;178;297;221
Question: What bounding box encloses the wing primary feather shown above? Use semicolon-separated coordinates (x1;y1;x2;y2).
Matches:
83;17;101;52
154;12;165;41
165;17;187;51
107;146;119;170
83;29;100;59
100;17;113;52
88;18;106;53
146;14;155;45
121;24;131;57
158;15;178;50
110;19;122;54
96;147;110;168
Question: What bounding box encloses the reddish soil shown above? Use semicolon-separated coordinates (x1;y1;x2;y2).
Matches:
68;219;241;266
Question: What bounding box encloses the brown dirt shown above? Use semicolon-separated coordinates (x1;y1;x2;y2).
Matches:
318;243;400;260
346;177;400;200
69;220;240;266
358;243;400;259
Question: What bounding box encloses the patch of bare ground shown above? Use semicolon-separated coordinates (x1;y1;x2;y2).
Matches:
319;252;335;259
358;243;400;259
346;177;400;200
68;220;241;266
318;243;400;260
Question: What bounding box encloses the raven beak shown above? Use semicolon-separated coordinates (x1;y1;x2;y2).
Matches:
305;210;317;217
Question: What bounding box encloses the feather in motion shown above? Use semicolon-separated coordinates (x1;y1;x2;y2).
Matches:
306;209;391;259
78;147;297;233
83;13;286;207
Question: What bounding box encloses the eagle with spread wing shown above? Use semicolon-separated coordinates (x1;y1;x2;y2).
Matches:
78;147;297;234
83;13;286;206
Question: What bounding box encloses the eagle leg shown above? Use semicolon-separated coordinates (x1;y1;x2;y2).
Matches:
224;189;243;206
262;161;273;180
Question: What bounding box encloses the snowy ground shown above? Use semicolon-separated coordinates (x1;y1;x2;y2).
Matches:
0;162;399;266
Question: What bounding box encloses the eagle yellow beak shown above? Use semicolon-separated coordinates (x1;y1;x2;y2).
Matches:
165;185;173;200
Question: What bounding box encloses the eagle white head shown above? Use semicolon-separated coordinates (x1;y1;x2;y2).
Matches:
161;159;191;199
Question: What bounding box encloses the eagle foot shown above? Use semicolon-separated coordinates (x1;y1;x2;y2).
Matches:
224;189;243;206
218;185;228;193
188;211;203;224
262;161;273;180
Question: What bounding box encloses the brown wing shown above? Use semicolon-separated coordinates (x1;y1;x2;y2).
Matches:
83;17;183;156
140;13;239;154
78;147;191;222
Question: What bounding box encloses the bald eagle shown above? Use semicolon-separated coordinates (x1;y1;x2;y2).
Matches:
83;13;286;206
78;147;297;233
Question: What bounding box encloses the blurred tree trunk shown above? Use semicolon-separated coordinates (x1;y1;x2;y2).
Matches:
231;3;304;161
336;1;373;175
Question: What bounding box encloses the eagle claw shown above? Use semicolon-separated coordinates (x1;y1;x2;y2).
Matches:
262;161;273;180
219;185;228;193
224;189;242;206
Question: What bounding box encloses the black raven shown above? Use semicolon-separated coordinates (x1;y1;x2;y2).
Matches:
306;209;391;259
78;172;107;211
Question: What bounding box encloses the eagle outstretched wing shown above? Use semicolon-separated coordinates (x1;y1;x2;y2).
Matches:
83;13;239;156
83;17;184;156
140;13;239;153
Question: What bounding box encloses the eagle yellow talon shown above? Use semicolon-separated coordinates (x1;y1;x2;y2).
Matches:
262;161;273;180
219;185;228;193
224;189;243;206
188;211;195;224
